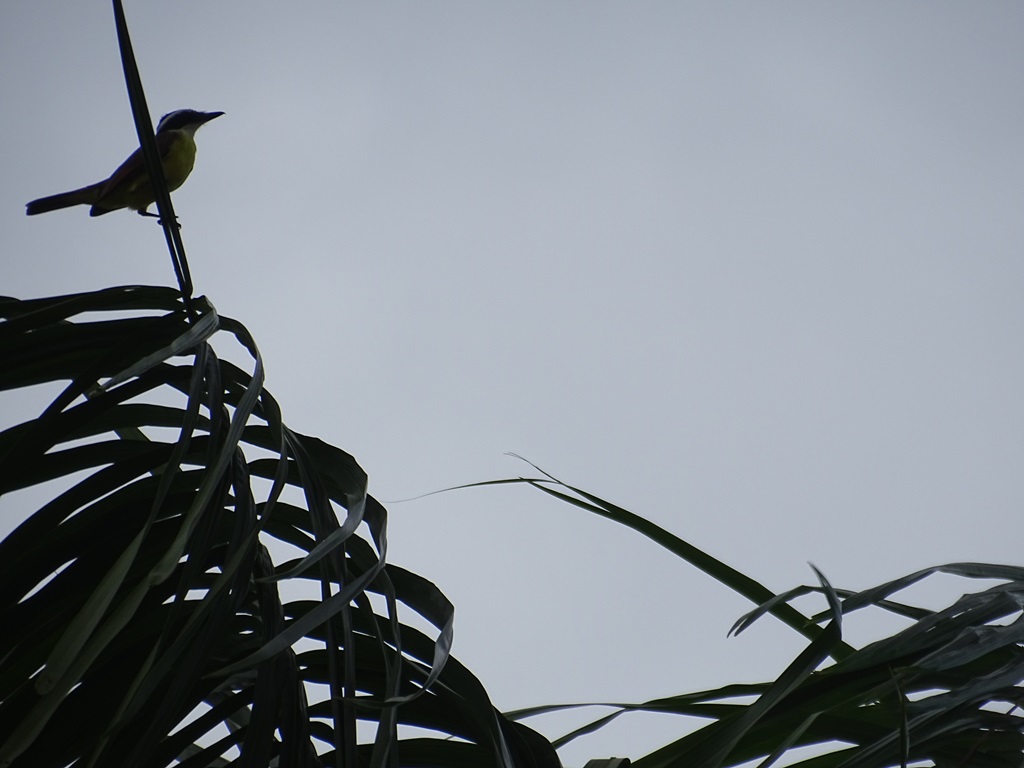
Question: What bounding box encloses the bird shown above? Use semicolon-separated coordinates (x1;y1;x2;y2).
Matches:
26;109;224;217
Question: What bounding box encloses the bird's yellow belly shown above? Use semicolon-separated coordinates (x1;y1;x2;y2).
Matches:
158;136;198;192
122;136;196;211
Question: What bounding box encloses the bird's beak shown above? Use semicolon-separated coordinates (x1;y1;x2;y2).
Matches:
200;111;225;124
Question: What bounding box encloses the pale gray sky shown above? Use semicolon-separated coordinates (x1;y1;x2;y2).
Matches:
3;3;1024;764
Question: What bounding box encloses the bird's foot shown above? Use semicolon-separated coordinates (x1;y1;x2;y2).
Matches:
139;210;181;228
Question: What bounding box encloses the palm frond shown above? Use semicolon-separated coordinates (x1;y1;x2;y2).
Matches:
0;287;557;768
507;477;1024;768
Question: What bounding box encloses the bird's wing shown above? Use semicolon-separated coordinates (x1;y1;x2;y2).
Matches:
96;133;177;200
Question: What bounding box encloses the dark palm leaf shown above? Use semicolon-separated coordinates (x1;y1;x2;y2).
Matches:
0;286;558;768
502;478;1024;768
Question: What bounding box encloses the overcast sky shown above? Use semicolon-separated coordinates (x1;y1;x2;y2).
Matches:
3;3;1024;764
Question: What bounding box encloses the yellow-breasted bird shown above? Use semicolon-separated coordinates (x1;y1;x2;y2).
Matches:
26;109;223;217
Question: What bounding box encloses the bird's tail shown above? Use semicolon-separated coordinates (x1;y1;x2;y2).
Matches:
26;182;104;215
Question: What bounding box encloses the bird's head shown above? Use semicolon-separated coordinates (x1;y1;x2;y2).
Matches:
156;109;224;137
